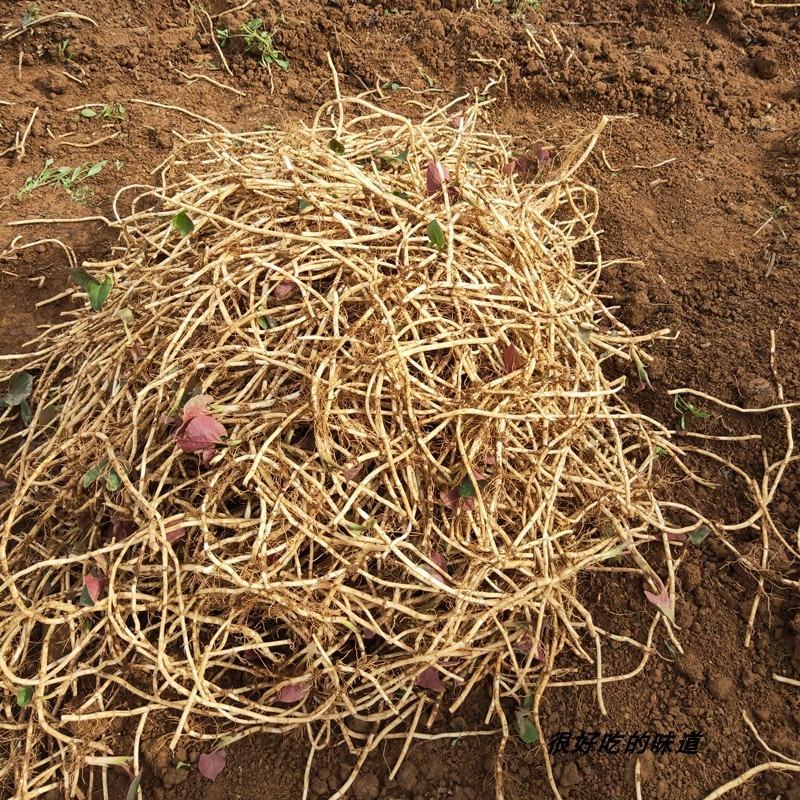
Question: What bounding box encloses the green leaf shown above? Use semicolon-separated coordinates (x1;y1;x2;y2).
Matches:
426;219;446;251
273;56;289;70
105;469;122;492
81;618;92;635
16;686;33;708
328;138;345;156
79;585;95;607
126;773;142;800
392;190;410;201
515;713;539;744
80;107;97;118
297;198;311;211
81;458;109;489
392;150;409;163
172;211;194;236
4;371;33;406
19;399;32;427
688;525;711;546
88;275;113;312
85;160;106;178
458;475;475;498
522;694;533;713
69;268;95;293
258;315;278;330
655;446;668;456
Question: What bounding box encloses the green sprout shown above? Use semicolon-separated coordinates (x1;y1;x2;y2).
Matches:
80;102;125;121
19;159;106;201
70;268;113;311
216;19;288;69
673;394;709;430
0;372;34;427
514;694;538;744
22;4;40;28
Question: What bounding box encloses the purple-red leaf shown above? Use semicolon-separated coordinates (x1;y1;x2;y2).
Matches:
84;573;104;603
502;343;524;374
416;666;445;693
175;414;226;464
342;463;361;482
197;750;226;781
277;681;309;704
426;160;451;196
644;578;674;623
535;142;552;162
502;156;527;176
449;115;464;130
428;550;450;584
439;488;459;508
108;512;136;542
182;394;212;423
274;280;296;300
166;524;186;543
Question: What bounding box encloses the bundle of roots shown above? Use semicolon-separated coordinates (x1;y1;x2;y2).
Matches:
1;91;718;800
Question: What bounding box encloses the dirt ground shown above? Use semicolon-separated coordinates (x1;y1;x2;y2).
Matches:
2;0;800;798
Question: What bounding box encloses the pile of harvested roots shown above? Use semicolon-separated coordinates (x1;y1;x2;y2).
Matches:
1;89;718;800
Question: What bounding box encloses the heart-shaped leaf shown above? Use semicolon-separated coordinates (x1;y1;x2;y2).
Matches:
515;712;539;744
81;459;109;489
175;414;226;463
3;372;33;407
439;488;459;507
198;750;226;781
69;268;95;292
88;275;113;312
16;685;33;708
426;160;451;196
342;463;361;482
415;666;445;693
644;578;674;623
182;394;212;423
535;142;552;162
328;138;345;155
171;211;194;236
426;219;446;252
502;343;524;374
274;280;296;300
277;681;309;704
105;469;122;492
458;476;476;498
522;694;533;713
84;573;104;603
688;525;711;546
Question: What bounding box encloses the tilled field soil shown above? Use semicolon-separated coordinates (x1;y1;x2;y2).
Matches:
2;1;800;798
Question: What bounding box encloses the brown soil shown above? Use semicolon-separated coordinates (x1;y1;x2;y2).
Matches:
2;0;800;799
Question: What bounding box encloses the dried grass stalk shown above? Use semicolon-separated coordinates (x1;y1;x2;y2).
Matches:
1;93;698;799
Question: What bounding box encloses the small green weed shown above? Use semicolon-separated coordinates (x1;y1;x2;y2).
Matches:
673;394;709;430
54;39;74;62
217;18;288;70
22;3;39;28
80;102;125;121
19;159;106;201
